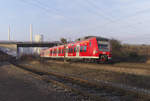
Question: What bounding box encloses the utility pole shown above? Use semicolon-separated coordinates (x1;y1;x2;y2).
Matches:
30;24;33;42
8;25;10;41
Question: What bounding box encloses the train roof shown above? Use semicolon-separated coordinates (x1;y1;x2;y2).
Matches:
43;36;109;49
75;36;109;42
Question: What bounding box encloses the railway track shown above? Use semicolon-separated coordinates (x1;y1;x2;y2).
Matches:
10;62;150;101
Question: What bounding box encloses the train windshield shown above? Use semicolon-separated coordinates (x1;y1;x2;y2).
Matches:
97;40;109;51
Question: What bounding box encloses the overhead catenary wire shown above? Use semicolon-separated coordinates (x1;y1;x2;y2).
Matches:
34;0;60;13
19;0;61;16
19;0;150;39
85;0;114;22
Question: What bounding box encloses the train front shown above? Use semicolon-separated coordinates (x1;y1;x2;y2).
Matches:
95;37;112;62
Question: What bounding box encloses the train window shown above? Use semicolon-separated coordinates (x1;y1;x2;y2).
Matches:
59;49;61;53
70;48;72;53
80;46;83;52
62;49;63;53
84;46;87;52
71;48;73;53
89;41;91;47
74;48;76;52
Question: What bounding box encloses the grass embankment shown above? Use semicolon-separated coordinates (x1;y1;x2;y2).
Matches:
19;59;150;90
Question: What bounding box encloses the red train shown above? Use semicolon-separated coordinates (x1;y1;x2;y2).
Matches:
40;36;112;62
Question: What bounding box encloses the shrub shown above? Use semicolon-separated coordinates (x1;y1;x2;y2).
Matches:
110;39;146;62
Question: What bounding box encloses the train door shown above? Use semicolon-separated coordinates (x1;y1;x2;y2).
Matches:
89;40;92;56
65;46;68;57
57;48;58;56
76;45;80;57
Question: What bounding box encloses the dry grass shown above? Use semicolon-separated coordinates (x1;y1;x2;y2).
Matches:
19;60;150;90
114;62;150;68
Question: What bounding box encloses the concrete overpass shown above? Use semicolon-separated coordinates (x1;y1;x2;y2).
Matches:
0;41;62;57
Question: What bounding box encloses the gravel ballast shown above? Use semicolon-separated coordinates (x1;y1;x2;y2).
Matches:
0;63;86;101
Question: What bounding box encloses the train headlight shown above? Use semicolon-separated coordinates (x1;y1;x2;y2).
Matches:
93;50;98;54
102;52;106;54
93;50;96;54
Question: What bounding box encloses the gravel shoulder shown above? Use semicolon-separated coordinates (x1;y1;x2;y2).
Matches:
0;62;82;101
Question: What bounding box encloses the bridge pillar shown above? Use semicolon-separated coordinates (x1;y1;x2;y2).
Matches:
17;46;20;59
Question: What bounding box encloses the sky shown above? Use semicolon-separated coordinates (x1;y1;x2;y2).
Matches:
0;0;150;44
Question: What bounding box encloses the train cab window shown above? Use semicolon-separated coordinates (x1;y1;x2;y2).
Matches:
84;46;87;52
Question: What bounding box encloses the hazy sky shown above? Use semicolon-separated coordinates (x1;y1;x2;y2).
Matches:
0;0;150;44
